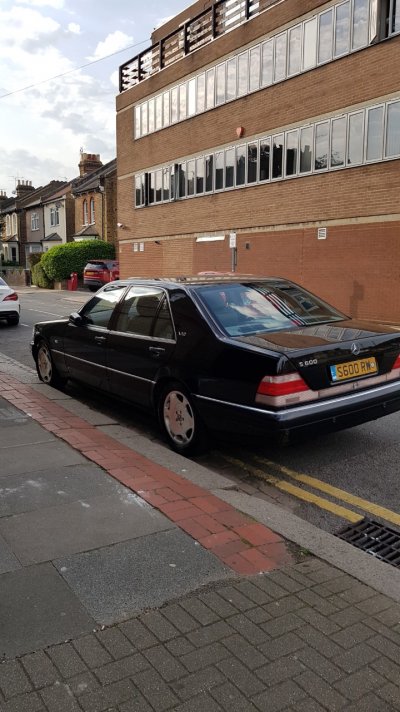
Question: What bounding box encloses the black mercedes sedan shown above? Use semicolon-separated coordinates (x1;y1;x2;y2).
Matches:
31;276;400;454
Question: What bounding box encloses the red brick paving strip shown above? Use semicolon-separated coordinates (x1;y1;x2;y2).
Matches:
0;375;295;575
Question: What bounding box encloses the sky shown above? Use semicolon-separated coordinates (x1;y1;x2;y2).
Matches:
0;0;190;197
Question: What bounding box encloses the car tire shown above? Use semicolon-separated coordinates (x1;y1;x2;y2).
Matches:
157;381;208;455
7;314;19;326
35;340;66;388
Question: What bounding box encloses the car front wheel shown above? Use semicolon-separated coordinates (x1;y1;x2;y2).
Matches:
35;340;66;388
158;382;207;455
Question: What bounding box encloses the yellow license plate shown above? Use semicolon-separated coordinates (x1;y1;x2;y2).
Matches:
330;357;378;382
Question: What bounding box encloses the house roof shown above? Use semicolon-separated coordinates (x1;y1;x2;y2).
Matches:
73;225;100;238
72;158;116;196
42;232;62;242
23;181;69;209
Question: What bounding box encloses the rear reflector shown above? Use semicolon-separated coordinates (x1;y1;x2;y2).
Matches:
3;292;18;301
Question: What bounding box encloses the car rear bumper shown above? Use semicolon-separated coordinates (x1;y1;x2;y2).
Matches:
195;380;400;438
0;307;20;318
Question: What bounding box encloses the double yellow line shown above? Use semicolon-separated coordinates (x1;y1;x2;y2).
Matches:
220;454;400;526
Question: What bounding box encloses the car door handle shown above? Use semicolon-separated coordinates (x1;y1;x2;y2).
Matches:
94;335;107;344
149;346;165;357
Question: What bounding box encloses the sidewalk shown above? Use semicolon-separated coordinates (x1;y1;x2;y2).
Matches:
0;354;400;711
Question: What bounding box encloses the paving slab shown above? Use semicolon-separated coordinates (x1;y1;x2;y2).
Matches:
0;531;21;574
0;463;132;517
54;529;231;625
0;490;174;564
0;563;95;659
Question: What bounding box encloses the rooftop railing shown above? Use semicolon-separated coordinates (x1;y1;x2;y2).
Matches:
119;0;280;92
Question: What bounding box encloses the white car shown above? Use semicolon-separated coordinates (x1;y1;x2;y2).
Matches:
0;277;20;326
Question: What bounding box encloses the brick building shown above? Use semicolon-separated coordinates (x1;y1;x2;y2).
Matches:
72;154;117;246
116;0;400;322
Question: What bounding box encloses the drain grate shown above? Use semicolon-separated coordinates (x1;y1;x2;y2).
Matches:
337;518;400;568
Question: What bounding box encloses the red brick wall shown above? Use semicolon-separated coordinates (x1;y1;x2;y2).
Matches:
119;220;400;323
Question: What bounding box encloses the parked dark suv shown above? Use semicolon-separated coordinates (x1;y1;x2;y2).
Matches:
83;260;119;292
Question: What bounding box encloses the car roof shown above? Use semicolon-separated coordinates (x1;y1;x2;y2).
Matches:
118;275;288;289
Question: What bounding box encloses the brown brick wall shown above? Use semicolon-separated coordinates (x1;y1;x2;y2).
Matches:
119;220;400;323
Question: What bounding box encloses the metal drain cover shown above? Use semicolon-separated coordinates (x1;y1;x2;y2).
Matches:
337;518;400;567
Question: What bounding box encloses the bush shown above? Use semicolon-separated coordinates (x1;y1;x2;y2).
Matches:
40;240;116;282
31;262;54;289
28;253;42;268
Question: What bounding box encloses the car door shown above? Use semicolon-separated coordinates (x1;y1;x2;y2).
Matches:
107;286;176;407
63;284;127;389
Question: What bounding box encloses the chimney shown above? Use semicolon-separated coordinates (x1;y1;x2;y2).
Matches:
16;180;35;197
0;190;8;204
78;152;103;177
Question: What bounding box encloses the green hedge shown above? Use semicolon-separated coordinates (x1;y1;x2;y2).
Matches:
41;240;116;282
31;262;54;289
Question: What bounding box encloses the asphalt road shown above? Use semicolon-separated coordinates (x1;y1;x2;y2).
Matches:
3;287;400;539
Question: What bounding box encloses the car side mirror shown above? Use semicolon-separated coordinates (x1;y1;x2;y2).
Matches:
69;312;83;325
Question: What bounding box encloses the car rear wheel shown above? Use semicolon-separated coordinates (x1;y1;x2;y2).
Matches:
7;314;19;326
158;382;207;455
35;340;66;388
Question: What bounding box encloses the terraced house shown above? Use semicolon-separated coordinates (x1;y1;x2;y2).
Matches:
116;0;400;322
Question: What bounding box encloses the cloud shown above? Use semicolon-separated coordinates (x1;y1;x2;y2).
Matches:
67;22;80;34
88;30;134;61
15;0;64;7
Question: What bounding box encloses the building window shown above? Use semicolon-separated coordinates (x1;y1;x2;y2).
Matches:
334;1;351;57
148;98;155;133
196;157;205;194
288;25;302;76
366;105;384;161
300;127;313;173
347;111;364;164
90;198;95;223
187;160;195;196
249;46;260;92
196;73;205;113
274;33;287;82
6;215;11;235
286;130;298;176
261;39;273;87
206;68;215;109
215;151;224;190
216;63;226;105
155;170;162;202
247;142;258;183
272;134;284;179
205;155;213;192
259;138;271;181
162;167;170;201
50;205;60;227
178;163;186;198
331;117;347;167
318;9;334;63
236;145;246;186
171;87;178;123
315;122;329;170
179;84;187;121
226;57;237;101
12;213;17;234
188;78;196;116
352;0;370;48
237;52;248;96
163;92;170;126
225;147;235;188
385;100;400;157
31;212;39;231
303;17;317;70
83;200;88;225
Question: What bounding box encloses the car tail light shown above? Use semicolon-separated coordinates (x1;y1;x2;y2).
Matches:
391;354;400;371
3;292;18;301
256;373;312;407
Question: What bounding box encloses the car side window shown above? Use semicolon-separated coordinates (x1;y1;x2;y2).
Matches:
80;287;126;328
114;288;174;339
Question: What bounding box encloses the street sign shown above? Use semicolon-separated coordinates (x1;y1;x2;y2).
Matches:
229;232;236;248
